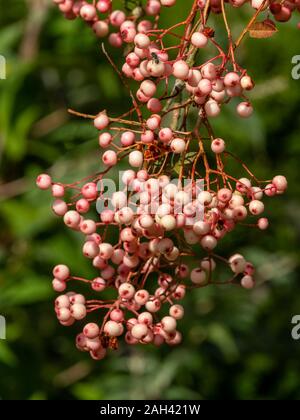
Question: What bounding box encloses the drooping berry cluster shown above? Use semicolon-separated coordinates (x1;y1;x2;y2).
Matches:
37;0;291;360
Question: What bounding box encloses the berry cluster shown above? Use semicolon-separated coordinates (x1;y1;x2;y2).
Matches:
37;0;291;360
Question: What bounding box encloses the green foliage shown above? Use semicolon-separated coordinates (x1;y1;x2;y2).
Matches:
0;1;299;400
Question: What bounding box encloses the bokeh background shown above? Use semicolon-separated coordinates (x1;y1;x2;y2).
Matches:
0;0;300;400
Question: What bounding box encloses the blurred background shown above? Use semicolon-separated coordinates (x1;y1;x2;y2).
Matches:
0;0;300;400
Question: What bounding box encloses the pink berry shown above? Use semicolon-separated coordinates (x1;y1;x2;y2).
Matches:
211;138;225;153
272;175;287;192
83;323;100;339
104;320;123;337
161;316;177;333
53;264;70;281
102;150;117;166
36;174;52;190
191;32;208;48
241;275;255;289
173;60;190;80
94;112;109;130
237;102;253;118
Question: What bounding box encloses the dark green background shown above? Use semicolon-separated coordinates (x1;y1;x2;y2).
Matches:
0;0;299;400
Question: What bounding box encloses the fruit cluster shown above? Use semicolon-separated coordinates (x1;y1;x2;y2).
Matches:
37;0;291;359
